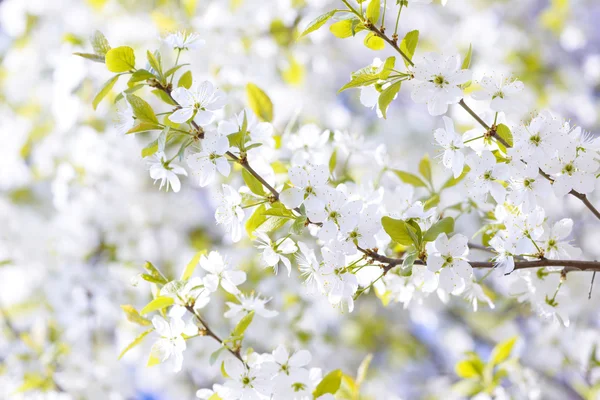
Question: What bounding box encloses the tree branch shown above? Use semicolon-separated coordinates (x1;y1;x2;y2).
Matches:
184;305;245;364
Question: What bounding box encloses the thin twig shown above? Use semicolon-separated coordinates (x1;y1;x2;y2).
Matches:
184;305;245;363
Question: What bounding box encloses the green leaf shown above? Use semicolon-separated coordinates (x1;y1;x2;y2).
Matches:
164;63;189;78
490;336;517;366
126;94;159;124
455;359;483;379
180;250;207;281
140;296;174;315
419;155;432;184
379;56;396;79
366;0;380;24
452;379;485;397
105;46;136;73
423;217;455;242
356;354;373;387
178;70;193;89
290;217;306;235
330;19;355;38
118;328;153;360
141;140;158;158
338;72;380;92
242;169;267;197
364;32;385;50
462;44;472;69
93;75;119;110
147;352;161;367
152;89;177;106
146;50;163;79
128;69;155;86
232;311;255;337
381;216;418;246
495;124;513;150
127;122;162;135
209;347;226;366
314;369;343;397
73;52;105;63
378;81;401;119
142;261;168;284
298;10;337;39
423;193;440;210
329;149;337;174
392;170;427;188
441;165;470;189
121;305;152;326
261;206;295;219
245;204;268;238
90;30;111;55
246;83;273;122
399;30;419;67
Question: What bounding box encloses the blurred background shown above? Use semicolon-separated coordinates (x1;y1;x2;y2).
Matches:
1;0;600;399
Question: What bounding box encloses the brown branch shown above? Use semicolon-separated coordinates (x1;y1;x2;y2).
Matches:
366;23;414;67
357;246;600;273
458;97;600;221
156;83;280;201
184;305;244;364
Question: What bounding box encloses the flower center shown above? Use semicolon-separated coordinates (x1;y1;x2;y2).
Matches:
432;74;448;87
529;134;541;146
292;382;307;392
562;163;574;175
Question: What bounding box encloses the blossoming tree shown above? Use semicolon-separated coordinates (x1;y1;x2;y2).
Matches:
2;0;600;398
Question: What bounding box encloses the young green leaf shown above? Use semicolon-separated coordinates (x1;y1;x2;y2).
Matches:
381;216;418;246
419;154;432;184
178;70;193;89
495;124;513;149
441;165;470;189
314;369;343;397
298;10;337;39
423;217;455;242
246;83;273;122
399;30;419;67
232;311;255;337
379;56;396;79
490;336;517;366
126;122;162;135
392;170;428;188
128;69;156;86
329;149;337;174
118;328;153;360
140;296;174;315
141;140;158;158
93;75;119;110
142;261;168;284
245;204;268;238
455;359;484;379
364;32;385;50
105;46;136;73
378;81;401;119
121;305;152;326
74;52;105;63
180;250;207;281
462;44;473;70
366;0;381;25
146;50;163;79
126;94;159;124
242;169;267;197
330;19;355;38
90;30;111;56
